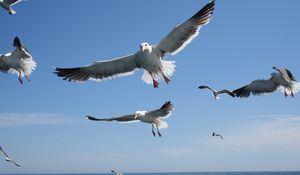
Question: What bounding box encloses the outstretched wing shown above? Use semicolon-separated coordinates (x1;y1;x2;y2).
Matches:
155;0;215;56
0;146;10;159
147;101;174;118
10;160;20;167
233;78;279;98
198;85;214;92
218;90;235;97
54;54;138;82
86;114;138;123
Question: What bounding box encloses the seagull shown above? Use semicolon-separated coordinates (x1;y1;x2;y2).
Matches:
0;0;23;15
198;85;235;99
54;0;215;88
0;36;36;84
0;146;20;167
212;132;223;140
86;101;174;137
233;66;300;98
111;170;123;175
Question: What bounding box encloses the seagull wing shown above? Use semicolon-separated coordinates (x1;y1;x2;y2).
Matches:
54;54;139;82
147;101;174;119
198;85;215;92
3;0;22;6
155;0;215;56
10;160;20;167
86;114;138;123
219;135;223;140
0;56;11;72
233;78;279;98
217;90;235;97
282;68;296;82
0;146;11;159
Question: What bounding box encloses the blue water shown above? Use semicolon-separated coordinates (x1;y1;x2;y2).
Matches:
6;172;300;175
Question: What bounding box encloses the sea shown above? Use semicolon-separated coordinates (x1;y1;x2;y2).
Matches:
4;172;300;175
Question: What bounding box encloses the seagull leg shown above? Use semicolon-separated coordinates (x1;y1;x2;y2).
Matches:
151;124;156;137
284;89;288;97
25;74;30;82
159;68;171;84
150;72;159;88
18;71;23;85
291;91;294;98
156;127;162;137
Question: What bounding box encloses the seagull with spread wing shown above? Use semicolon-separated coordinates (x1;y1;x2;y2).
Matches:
0;0;23;15
111;170;123;175
233;66;300;98
0;36;36;84
86;101;173;137
198;85;235;99
0;146;20;167
212;132;223;140
55;0;215;88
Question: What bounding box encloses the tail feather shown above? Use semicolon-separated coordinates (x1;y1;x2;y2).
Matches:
157;120;168;129
141;60;176;84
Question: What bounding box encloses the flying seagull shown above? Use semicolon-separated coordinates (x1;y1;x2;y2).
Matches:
212;132;223;140
0;146;20;167
0;0;23;15
111;170;123;175
233;66;300;98
198;85;235;99
86;101;174;137
0;36;36;84
54;0;215;88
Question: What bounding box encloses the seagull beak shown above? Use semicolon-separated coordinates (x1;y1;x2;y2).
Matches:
140;45;145;52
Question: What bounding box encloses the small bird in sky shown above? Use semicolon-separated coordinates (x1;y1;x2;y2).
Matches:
198;85;235;99
0;0;23;15
54;0;215;88
0;36;36;84
111;170;123;175
212;132;223;140
233;66;300;98
86;101;173;137
0;146;20;167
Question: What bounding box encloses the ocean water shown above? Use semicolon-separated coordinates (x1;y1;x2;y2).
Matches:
6;172;300;175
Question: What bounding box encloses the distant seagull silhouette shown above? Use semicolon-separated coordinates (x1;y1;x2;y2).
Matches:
0;146;20;167
198;85;235;99
233;66;300;98
54;0;215;88
0;36;36;84
111;170;123;175
86;101;173;137
212;132;223;140
0;0;23;15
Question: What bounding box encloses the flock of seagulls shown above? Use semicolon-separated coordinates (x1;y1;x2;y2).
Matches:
1;0;299;169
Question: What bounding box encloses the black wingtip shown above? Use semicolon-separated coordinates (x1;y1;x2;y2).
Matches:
191;0;215;20
13;36;22;48
198;85;205;89
233;86;250;98
160;101;173;110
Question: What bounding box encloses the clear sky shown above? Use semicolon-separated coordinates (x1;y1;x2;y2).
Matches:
1;0;300;174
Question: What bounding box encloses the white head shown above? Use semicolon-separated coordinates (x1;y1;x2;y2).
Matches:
140;42;152;53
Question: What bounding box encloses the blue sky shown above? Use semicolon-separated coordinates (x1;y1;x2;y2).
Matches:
1;0;300;174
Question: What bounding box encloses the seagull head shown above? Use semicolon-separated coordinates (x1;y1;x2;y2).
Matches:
140;42;152;53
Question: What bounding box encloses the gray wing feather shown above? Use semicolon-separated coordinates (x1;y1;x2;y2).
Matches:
55;54;138;82
156;0;215;55
86;114;137;122
147;101;174;118
233;78;279;98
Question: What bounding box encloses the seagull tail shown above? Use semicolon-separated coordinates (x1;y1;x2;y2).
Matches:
161;60;176;79
157;120;168;129
12;58;37;77
141;61;176;84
